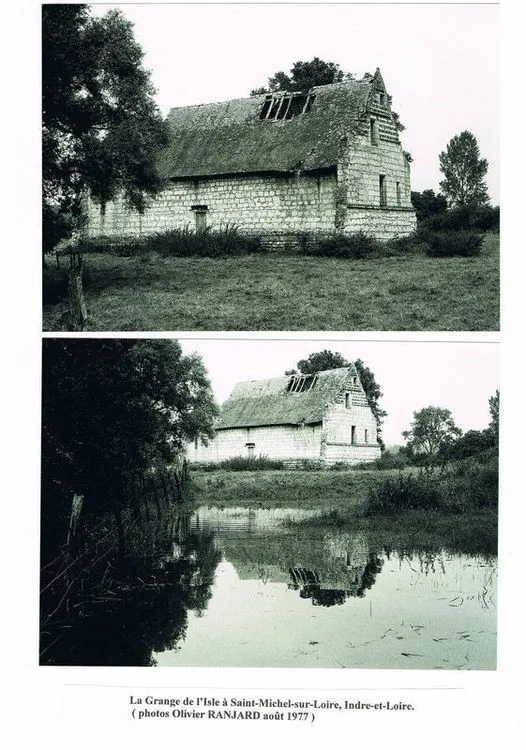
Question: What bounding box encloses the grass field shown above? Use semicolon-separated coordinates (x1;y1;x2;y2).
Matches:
192;468;402;511
42;234;499;331
191;467;498;555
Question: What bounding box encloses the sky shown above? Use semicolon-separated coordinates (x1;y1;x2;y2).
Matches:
94;2;500;204
177;337;499;445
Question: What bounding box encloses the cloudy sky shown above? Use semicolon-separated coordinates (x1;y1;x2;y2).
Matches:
178;337;499;445
94;2;500;203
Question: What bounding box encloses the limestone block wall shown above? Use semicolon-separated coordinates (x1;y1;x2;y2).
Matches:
345;133;413;209
338;128;416;240
86;172;337;240
345;207;416;241
322;402;381;465
187;424;323;464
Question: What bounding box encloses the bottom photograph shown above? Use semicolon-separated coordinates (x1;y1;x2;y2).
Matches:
40;338;498;669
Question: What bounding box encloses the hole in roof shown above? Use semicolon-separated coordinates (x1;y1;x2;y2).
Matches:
286;374;319;393
259;92;316;121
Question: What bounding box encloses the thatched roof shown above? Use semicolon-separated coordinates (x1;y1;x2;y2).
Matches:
160;73;385;179
216;366;359;430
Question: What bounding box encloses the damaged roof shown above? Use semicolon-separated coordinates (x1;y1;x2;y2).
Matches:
216;366;359;430
160;73;384;179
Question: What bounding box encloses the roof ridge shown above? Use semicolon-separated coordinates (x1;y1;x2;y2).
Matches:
167;77;371;115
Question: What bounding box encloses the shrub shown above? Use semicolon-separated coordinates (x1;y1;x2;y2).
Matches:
354;450;411;471
421;229;483;257
382;233;430;257
365;453;498;515
420;205;499;233
300;231;381;259
195;455;284;472
78;226;265;258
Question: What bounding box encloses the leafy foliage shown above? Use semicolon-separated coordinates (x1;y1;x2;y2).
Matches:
42;5;169;249
488;390;499;441
402;406;462;471
411;190;448;223
439;131;490;207
251;57;351;95
416;203;499;233
81;225;266;258
420;229;483;257
41;339;218;525
299;231;381;259
365;452;498;515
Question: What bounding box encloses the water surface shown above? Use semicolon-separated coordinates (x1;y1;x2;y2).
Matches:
154;506;497;669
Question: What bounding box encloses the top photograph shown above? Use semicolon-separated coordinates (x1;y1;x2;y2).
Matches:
42;3;499;332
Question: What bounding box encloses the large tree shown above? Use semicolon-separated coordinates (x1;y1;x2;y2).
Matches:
438;131;490;207
488;389;499;442
42;4;169;250
286;350;387;448
251;58;406;138
41;339;217;551
251;57;350;95
402;406;462;471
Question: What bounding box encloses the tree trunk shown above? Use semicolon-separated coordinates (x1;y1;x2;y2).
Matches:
67;252;88;331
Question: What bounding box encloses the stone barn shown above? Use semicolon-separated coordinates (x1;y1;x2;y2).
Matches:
188;365;381;466
86;69;416;245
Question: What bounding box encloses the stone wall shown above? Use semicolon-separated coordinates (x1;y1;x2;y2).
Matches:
187;424;323;463
322;400;381;465
86;123;416;244
339;129;417;240
87;172;338;240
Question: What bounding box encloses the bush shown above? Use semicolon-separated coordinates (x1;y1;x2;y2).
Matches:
420;205;499;233
421;229;483;258
300;231;381;259
381;233;430;257
365;453;498;515
354;450;411;471
78;226;265;258
195;455;284;472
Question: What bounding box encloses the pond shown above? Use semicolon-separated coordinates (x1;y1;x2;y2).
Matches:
46;506;497;669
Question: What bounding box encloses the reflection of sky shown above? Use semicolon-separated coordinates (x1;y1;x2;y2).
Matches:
154;511;497;670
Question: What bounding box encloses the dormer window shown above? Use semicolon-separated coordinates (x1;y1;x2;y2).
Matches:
259;92;315;121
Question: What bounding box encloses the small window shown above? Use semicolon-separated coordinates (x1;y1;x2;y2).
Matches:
192;204;208;232
195;211;207;232
370;118;379;146
345;393;351;408
351;426;356;444
396;181;401;207
352;376;358;386
379;175;387;207
246;442;255;457
364;429;368;443
379;93;386;106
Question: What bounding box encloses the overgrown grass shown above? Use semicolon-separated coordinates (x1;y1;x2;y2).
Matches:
42;234;499;331
353;449;411;471
78;225;265;259
192;468;399;510
365;453;498;515
196;455;285;471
